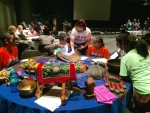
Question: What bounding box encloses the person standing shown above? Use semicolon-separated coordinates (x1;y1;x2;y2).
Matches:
30;18;41;36
120;34;150;113
70;19;92;55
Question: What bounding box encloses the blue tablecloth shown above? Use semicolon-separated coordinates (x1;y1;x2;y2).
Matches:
0;58;132;113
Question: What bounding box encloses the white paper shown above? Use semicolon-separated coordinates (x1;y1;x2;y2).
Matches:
80;56;88;60
35;86;72;112
21;59;29;62
92;58;107;63
27;36;39;40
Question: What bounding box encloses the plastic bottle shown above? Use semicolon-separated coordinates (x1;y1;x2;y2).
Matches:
9;71;19;93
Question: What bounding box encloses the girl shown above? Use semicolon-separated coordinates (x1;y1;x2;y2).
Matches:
0;31;19;70
86;36;109;59
120;34;150;113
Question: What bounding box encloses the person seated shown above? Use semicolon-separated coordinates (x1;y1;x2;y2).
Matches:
28;26;37;37
120;24;126;33
63;25;72;43
50;26;58;36
43;21;50;35
8;25;19;39
137;19;141;30
125;19;132;31
0;31;19;70
131;19;138;31
86;36;109;59
115;34;126;58
21;21;27;30
44;33;68;55
16;25;26;36
120;34;150;113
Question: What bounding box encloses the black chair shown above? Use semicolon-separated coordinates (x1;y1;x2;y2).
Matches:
21;50;41;60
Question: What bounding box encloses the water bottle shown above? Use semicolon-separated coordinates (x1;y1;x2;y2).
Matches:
9;71;19;93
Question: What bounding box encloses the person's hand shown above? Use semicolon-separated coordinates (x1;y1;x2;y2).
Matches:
78;45;85;50
70;50;76;55
59;45;64;48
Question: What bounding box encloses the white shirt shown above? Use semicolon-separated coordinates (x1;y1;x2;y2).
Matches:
70;27;91;44
16;29;26;36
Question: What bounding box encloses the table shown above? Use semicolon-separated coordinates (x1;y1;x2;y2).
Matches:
127;30;143;36
0;57;132;113
19;36;59;50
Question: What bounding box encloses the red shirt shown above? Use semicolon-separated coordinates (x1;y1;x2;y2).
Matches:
0;46;18;70
86;45;109;59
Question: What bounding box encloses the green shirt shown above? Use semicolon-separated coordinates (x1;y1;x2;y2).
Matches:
120;49;150;94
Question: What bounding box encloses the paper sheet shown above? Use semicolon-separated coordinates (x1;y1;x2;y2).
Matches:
35;86;72;112
80;56;88;60
94;85;117;104
92;58;107;63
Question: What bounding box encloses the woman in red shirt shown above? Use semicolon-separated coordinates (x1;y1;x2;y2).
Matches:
0;31;19;70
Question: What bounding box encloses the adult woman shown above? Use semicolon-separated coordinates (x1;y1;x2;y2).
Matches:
120;34;150;113
0;31;19;70
70;19;92;55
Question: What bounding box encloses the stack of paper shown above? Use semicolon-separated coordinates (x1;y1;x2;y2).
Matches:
94;85;117;104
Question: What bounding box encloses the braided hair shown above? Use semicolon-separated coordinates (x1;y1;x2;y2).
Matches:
0;31;15;45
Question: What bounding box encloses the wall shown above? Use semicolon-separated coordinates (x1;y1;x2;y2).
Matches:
1;0;149;32
0;0;17;33
15;0;73;31
15;0;33;25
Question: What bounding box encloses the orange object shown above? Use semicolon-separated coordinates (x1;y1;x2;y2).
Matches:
86;45;109;59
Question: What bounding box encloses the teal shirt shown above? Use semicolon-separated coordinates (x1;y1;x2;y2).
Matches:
120;49;150;94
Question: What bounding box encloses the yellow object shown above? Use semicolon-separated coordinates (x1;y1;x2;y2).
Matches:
62;83;66;90
0;71;2;76
29;59;34;62
21;85;31;90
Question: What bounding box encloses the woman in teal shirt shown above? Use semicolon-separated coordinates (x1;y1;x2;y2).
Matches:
120;34;150;113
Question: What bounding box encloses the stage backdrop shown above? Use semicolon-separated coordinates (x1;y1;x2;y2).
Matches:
74;0;111;20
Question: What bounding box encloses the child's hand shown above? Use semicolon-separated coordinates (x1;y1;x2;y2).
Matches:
59;45;64;48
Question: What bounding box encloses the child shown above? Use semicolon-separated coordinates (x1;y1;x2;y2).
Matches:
116;34;126;58
120;34;150;113
44;33;69;55
86;36;109;59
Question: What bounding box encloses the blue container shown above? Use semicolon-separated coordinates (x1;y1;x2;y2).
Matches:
9;72;19;93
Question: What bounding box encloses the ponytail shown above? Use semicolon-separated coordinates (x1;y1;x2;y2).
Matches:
135;38;149;59
122;34;149;59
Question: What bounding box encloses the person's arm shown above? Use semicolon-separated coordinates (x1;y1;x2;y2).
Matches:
70;37;75;54
83;33;91;48
85;46;90;56
0;51;3;70
120;59;130;81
